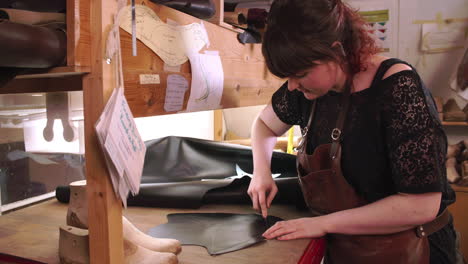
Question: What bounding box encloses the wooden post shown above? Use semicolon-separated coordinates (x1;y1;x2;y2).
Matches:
82;0;124;263
213;109;224;141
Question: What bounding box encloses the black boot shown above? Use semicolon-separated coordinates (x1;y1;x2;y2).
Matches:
150;0;215;19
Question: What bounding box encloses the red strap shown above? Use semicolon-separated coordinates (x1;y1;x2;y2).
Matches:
297;238;326;264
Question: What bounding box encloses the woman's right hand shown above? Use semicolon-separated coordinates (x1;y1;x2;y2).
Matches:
247;172;278;218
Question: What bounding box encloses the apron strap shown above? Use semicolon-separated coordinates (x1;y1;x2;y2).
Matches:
296;100;317;153
330;79;352;159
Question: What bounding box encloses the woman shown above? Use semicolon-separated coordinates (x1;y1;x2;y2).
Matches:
247;0;458;263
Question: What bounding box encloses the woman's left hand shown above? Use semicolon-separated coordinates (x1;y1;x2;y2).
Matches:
263;217;327;240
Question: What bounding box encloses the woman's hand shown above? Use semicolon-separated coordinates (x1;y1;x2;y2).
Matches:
247;172;278;218
263;217;327;240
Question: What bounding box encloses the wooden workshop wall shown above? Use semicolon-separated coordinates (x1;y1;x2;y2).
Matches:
120;0;283;118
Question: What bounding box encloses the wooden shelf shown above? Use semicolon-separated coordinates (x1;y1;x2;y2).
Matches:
442;121;468;127
2;75;84;94
15;66;90;79
1;0;91;94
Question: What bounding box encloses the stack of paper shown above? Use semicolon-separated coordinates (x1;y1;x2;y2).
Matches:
95;88;146;207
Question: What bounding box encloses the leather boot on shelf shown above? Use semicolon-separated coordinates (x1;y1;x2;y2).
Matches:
223;11;246;26
0;19;66;68
237;24;262;44
447;141;464;159
442;98;466;122
463;104;468;121
0;8;65;25
0;0;66;13
456;161;468;187
150;0;215;19
66;180;182;256
446;157;461;183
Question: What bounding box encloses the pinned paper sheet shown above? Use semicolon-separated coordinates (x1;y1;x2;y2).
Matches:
360;9;391;53
120;4;209;66
186;51;224;112
421;22;467;53
139;74;160;84
164;74;189;112
96;88;146;202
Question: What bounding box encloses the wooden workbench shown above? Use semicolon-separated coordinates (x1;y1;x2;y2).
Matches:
0;199;310;264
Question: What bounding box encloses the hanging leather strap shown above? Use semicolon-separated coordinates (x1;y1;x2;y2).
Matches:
296;100;316;153
330;79;352;159
296;80;352;155
415;208;450;238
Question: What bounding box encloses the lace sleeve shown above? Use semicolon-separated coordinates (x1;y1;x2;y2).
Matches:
381;71;447;193
271;82;308;126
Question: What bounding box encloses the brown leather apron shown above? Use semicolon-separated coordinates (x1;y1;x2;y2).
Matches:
295;85;433;263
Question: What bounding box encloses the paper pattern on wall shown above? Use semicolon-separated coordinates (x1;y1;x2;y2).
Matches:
421;22;468;53
120;4;209;66
164;74;189;112
360;9;391;53
186;51;224;112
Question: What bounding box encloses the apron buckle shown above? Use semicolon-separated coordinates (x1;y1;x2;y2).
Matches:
331;128;341;141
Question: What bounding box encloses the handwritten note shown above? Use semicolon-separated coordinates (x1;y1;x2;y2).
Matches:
139;74;160;84
95;88;146;206
164;74;188;112
107;89;146;193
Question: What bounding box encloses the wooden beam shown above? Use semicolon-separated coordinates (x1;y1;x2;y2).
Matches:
213;109;223;141
82;0;124;263
1;75;83;94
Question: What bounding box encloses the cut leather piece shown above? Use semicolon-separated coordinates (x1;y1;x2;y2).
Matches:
148;213;283;255
150;0;215;19
0;20;66;68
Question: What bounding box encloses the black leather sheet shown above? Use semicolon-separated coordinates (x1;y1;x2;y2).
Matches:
133;136;305;209
148;213;282;255
142;136;297;183
57;136;306;209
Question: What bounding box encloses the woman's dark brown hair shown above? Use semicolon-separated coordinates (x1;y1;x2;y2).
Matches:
262;0;378;78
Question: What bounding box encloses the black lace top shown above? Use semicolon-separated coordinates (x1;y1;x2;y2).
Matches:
271;59;455;213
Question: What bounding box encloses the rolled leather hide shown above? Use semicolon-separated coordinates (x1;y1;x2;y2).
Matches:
150;0;216;19
0;20;66;68
0;0;66;13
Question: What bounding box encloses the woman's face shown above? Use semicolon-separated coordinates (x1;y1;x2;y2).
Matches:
287;61;344;100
